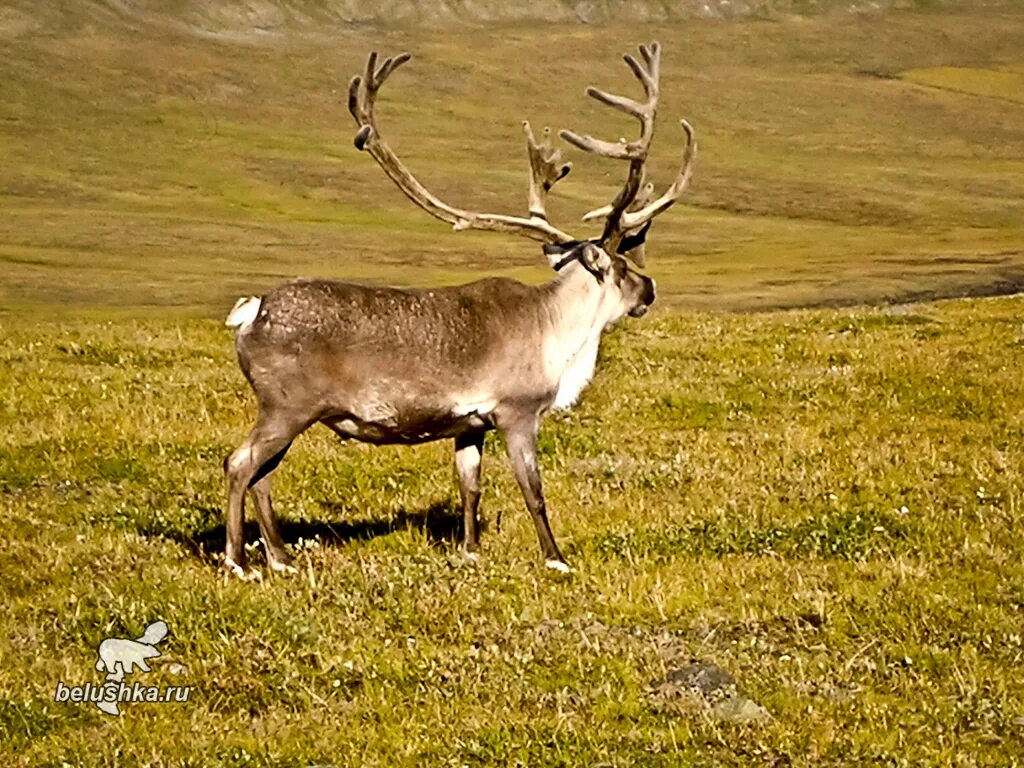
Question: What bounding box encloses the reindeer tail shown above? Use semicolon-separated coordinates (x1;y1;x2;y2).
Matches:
225;296;262;331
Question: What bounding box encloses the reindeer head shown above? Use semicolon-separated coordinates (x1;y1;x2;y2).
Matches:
542;240;656;320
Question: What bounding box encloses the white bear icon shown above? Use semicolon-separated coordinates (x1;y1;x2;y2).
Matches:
94;621;168;715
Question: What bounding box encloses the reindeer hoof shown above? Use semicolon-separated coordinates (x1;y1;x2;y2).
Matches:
223;559;263;582
269;558;299;575
545;559;573;574
459;548;481;564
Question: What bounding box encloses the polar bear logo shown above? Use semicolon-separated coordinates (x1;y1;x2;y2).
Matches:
94;621;168;715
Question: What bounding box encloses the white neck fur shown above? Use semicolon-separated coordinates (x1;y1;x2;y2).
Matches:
543;263;617;410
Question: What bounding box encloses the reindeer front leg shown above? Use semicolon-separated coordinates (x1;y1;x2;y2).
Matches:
501;420;569;572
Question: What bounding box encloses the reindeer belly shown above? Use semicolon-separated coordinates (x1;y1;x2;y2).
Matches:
321;400;493;445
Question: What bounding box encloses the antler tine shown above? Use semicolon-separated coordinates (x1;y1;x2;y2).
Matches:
560;132;634;161
524;121;572;221
585;87;645;119
639;42;660;79
374;53;411;89
365;50;378;87
581;179;655;223
349;51;412;128
347;50;576;244
560;41;660;155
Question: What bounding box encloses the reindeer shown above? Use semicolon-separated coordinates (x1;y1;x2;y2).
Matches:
222;43;696;579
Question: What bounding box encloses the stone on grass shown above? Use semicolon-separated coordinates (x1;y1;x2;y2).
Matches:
650;660;770;724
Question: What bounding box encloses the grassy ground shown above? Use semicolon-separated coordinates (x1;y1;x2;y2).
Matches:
2;298;1024;765
3;3;1024;766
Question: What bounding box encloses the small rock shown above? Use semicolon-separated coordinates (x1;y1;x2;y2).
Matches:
822;684;860;703
660;660;737;701
711;696;771;723
650;659;769;723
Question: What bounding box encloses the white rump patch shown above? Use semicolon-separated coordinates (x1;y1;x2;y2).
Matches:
225;296;261;331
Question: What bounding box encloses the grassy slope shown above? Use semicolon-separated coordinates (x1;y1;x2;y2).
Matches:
0;8;1023;313
2;298;1024;765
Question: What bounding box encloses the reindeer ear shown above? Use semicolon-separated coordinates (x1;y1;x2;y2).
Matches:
543;240;583;270
579;243;612;282
543;242;569;267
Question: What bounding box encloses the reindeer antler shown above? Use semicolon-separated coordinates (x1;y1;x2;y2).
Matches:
347;46;695;266
560;42;697;266
348;52;576;244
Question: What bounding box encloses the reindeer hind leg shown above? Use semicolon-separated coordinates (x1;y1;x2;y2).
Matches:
249;467;297;575
224;412;308;579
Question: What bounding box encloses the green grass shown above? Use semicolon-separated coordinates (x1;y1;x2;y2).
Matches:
3;4;1024;765
3;298;1024;765
902;65;1024;103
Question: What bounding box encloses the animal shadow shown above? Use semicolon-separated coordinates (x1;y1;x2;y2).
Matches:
158;501;471;566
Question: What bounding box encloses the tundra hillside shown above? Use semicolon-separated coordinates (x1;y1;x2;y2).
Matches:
1;7;1023;313
1;3;1024;766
